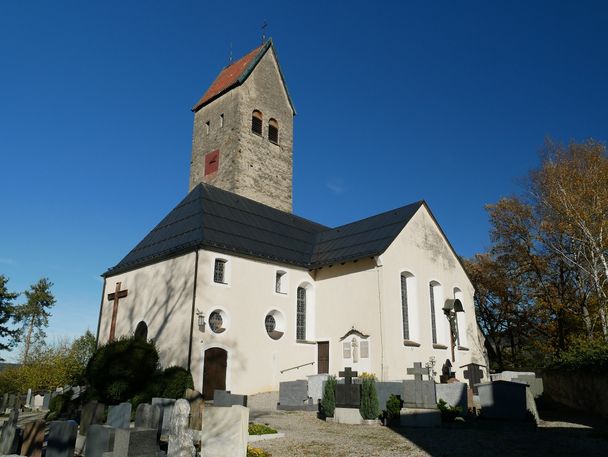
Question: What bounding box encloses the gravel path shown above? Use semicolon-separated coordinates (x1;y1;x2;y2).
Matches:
249;410;608;457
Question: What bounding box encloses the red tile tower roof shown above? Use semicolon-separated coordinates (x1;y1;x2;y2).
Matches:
192;43;266;112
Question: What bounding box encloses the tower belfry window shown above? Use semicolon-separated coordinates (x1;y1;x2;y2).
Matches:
268;118;279;144
251;110;263;135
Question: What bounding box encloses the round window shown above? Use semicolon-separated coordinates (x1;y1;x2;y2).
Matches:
265;310;284;340
209;310;225;334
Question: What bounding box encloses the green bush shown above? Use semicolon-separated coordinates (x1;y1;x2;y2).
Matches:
47;390;78;421
86;336;159;404
160;366;194;399
359;377;380;420
248;423;277;435
385;394;401;420
549;339;608;372
321;376;337;417
437;398;462;422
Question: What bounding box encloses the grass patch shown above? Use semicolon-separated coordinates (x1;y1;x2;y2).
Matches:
247;445;271;456
248;422;278;435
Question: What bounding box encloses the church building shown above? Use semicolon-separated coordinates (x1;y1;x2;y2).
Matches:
96;40;486;399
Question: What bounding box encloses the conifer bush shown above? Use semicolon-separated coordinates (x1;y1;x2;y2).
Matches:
160;366;194;399
359;375;380;420
321;375;337;417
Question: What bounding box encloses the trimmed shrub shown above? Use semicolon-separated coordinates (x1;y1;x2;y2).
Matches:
321;376;337;417
385;394;401;421
86;336;159;404
160;366;194;399
549;339;608;372
359;376;380;420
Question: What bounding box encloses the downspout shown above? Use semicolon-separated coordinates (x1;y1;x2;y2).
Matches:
187;250;199;372
374;256;385;381
95;277;107;348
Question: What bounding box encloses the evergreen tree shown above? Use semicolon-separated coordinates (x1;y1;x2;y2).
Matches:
0;275;20;354
14;278;55;362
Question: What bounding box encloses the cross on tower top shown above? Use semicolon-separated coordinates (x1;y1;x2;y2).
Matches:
407;362;430;382
339;367;358;385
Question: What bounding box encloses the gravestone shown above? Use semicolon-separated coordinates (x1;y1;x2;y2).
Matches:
21;419;46;457
112;428;160;457
461;363;485;395
307;374;329;403
106;402;132;429
26;388;32;407
7;393;17;411
151;397;176;436
0;408;20;455
185;389;204;431
335;367;360;408
513;374;544;398
277;381;311;410
400;362;441;427
477;381;529;420
1;393;7;412
440;359;456;383
33;394;44;410
80;401;106;436
43;393;52;410
490;370;535;382
134;403;162;433
436;382;467;415
213;390;247;407
201;405;249;457
168;399;195;457
71;386;81;400
375;382;403;411
85;424;116;457
46;420;78;457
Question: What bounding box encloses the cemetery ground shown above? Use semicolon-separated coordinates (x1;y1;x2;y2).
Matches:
250;406;608;457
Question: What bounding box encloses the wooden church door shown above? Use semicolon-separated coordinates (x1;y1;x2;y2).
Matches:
317;342;329;374
203;347;227;399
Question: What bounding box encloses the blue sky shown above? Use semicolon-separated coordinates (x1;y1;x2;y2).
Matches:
1;1;607;361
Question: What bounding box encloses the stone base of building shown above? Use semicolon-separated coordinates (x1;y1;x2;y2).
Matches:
334;407;363;425
399;408;441;427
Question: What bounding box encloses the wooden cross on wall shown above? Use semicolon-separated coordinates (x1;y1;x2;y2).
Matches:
107;282;128;343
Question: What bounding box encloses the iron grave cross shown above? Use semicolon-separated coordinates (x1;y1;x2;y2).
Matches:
339;367;358;385
407;362;430;381
107;282;128;343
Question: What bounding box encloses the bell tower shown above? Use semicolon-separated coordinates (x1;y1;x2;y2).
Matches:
189;40;295;213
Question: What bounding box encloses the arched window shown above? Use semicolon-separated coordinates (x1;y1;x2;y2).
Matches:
268;118;279;144
401;273;417;341
134;321;148;340
296;286;306;340
251;110;263;135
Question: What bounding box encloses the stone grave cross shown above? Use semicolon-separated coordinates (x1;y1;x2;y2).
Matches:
407;362;429;381
107;282;128;342
461;363;485;394
339;367;358;385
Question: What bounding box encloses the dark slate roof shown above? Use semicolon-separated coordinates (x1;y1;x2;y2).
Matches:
103;184;424;277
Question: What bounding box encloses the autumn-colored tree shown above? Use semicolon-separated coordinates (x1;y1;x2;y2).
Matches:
468;139;607;369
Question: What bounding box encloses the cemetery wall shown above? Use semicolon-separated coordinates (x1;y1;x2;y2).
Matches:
542;370;608;418
379;206;487;381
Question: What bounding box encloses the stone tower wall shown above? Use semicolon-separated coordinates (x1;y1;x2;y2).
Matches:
189;47;293;212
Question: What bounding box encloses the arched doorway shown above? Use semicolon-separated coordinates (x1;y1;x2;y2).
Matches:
202;347;227;399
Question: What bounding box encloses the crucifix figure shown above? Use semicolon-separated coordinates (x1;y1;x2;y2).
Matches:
407;362;430;382
339;367;358;385
351;338;359;363
107;282;128;343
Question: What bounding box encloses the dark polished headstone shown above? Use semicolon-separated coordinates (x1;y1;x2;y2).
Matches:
85;424;115;457
440;359;456;383
403;380;437;409
336;383;361;408
80;400;105;436
278;381;309;407
46;421;78;457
